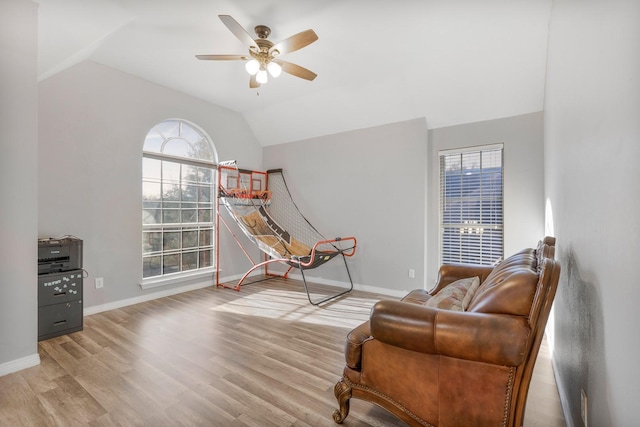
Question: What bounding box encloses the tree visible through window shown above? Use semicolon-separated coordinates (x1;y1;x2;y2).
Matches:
142;119;217;279
440;144;503;265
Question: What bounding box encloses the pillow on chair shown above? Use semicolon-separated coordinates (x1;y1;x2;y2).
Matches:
425;276;480;311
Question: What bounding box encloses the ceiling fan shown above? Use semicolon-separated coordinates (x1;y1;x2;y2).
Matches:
196;15;318;88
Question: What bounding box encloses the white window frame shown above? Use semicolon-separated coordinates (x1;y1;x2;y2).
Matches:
141;119;218;288
439;143;504;266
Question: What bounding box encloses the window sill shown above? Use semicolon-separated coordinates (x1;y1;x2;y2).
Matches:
140;268;216;290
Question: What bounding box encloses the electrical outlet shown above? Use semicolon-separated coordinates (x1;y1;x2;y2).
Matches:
408;269;415;278
581;389;588;427
95;277;104;289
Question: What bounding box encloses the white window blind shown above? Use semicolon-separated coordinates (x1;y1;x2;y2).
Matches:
439;144;504;265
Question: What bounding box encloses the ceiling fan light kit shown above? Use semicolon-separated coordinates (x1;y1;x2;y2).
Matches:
244;41;282;84
256;69;268;84
196;15;318;88
245;59;260;75
267;61;282;78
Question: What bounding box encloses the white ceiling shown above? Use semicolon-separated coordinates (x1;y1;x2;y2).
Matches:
35;0;552;146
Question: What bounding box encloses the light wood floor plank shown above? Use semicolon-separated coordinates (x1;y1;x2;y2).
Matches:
0;276;565;426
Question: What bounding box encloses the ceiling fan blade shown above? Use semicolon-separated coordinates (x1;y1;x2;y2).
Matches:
270;29;318;56
196;54;248;61
275;60;317;81
219;15;257;49
249;74;260;88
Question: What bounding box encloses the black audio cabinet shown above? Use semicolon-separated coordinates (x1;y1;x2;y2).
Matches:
37;237;83;341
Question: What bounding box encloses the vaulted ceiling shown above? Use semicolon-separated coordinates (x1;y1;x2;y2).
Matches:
35;0;552;146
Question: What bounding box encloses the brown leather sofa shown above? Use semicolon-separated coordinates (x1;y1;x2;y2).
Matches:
333;237;560;427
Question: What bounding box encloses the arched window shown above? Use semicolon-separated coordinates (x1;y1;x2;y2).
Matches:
142;119;217;283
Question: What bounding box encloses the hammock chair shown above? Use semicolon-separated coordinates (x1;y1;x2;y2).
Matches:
215;161;357;305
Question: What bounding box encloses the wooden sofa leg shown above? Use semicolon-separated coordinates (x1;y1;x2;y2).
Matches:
332;379;352;424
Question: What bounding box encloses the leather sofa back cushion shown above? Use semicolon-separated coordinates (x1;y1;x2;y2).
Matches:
425;276;480;311
467;250;538;316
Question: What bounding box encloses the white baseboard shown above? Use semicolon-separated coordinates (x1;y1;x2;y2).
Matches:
84;272;407;316
0;353;40;377
84;273;245;316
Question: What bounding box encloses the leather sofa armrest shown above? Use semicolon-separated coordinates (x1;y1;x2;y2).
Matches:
433;264;494;293
344;321;372;370
370;300;531;366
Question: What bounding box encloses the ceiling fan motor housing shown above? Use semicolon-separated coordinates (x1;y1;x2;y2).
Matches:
254;25;271;39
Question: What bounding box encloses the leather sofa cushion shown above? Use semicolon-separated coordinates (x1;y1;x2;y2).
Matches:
425;276;480;311
466;250;538;316
401;288;431;304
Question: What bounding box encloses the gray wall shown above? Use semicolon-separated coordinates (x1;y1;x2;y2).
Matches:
38;60;263;311
263;119;428;295
427;112;545;286
0;0;39;372
545;0;640;425
264;114;545;295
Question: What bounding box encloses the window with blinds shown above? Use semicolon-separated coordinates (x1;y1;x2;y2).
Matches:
439;144;504;265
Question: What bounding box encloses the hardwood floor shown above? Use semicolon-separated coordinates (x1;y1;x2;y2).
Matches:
0;277;565;426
